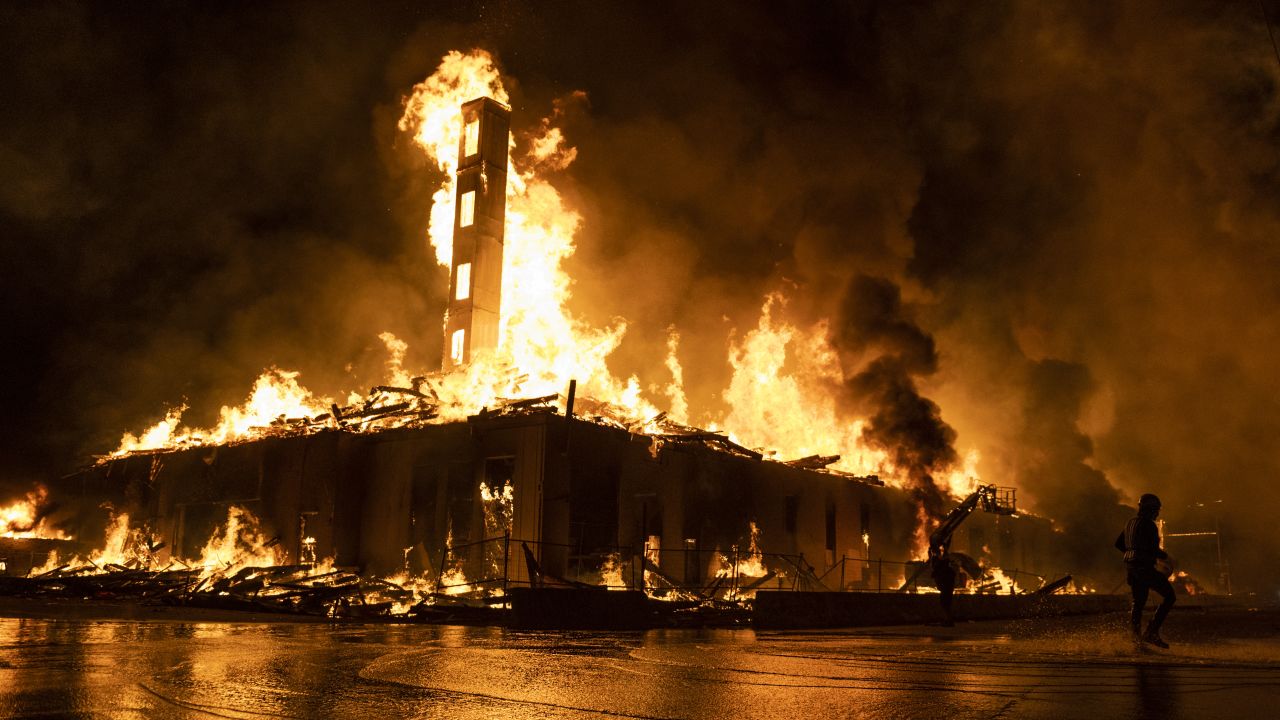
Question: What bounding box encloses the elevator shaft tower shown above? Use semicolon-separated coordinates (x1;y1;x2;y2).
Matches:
443;97;510;370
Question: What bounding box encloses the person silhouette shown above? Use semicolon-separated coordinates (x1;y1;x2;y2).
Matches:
1115;493;1176;648
929;538;957;627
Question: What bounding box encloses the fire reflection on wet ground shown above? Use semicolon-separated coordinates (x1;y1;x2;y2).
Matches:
1;608;1278;719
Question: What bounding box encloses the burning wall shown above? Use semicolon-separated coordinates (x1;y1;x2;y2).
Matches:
41;410;1059;597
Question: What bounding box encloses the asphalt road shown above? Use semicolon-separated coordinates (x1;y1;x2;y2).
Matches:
2;606;1277;719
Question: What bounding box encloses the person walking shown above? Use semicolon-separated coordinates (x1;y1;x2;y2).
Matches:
1115;493;1176;648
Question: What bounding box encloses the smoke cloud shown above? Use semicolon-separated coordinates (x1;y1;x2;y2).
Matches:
1015;359;1131;582
833;275;957;521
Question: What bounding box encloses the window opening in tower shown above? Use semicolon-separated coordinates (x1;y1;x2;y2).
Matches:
460;191;475;228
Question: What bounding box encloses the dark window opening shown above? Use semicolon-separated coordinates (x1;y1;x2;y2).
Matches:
825;501;837;553
970;526;986;554
484;456;515;489
1000;527;1015;564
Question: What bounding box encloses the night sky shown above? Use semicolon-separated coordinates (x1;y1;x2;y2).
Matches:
2;1;1278;593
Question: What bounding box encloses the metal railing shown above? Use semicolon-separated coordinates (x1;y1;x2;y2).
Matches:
429;535;1062;599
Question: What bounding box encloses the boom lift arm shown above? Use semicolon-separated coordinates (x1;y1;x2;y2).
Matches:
898;484;1016;591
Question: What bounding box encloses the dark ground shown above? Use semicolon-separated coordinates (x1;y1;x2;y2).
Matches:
2;604;1278;719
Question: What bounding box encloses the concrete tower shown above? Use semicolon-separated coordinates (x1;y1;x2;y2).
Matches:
443;97;510;370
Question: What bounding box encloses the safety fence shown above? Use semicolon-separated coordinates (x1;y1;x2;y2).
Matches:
432;535;1061;598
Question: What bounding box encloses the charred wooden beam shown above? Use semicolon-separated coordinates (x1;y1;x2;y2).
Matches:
784;454;841;470
641;556;684;589
738;571;778;593
371;385;428;399
1034;574;1073;596
706;435;764;461
354;401;412;418
522;542;543;589
500;394;559;411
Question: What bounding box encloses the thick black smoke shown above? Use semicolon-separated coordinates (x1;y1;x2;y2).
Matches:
833;275;958;522
1016;360;1131;582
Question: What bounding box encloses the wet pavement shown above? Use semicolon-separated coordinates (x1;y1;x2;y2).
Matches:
2;607;1278;719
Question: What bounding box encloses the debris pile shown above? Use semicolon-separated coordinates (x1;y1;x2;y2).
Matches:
0;561;500;623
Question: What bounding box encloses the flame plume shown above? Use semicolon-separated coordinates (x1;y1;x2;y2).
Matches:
1;485;69;540
399;49;509;269
722;294;885;474
96;50;985;554
401;50;646;416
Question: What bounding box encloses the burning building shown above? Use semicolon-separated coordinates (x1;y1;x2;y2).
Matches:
37;394;1056;598
14;76;1063;608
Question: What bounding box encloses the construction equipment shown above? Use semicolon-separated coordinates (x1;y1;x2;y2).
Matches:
899;484;1016;591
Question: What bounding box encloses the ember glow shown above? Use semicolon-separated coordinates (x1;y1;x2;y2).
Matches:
194;506;287;573
598;552;626;589
5;0;1278;606
985;566;1021;595
13;48;1047;618
438;524;471;596
716;521;768;581
31;507;288;578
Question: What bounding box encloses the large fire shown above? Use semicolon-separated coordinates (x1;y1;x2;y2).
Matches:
0;48;1016;608
106;49;979;495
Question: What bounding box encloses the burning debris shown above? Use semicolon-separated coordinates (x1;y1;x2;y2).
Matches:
106;367;451;459
1;505;493;622
4;563;463;622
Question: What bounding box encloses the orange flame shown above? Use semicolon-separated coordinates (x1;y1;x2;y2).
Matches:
104;49;991;542
720;295;885;474
399;49;509;269
0;486;69;540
